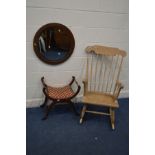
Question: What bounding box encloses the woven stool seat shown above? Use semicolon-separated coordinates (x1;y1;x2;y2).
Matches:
47;85;74;100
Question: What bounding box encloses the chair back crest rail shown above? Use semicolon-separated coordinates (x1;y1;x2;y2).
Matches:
85;45;126;96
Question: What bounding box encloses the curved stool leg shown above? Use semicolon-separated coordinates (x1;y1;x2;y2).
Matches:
42;102;56;120
40;96;48;108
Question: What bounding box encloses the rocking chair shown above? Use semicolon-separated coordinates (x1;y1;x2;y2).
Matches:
40;76;81;120
80;45;127;130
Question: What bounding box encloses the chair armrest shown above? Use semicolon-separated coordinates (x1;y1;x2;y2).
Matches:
113;81;124;99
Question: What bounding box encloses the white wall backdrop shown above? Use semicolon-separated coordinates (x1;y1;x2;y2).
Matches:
26;0;129;107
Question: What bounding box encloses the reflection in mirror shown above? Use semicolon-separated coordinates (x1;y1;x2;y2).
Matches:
33;23;75;65
39;29;70;60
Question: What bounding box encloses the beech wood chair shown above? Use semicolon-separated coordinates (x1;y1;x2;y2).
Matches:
40;76;81;120
80;45;127;130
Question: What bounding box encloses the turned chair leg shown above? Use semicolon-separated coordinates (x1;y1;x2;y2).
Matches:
110;108;115;130
80;105;87;124
42;102;56;120
40;96;48;108
69;101;79;116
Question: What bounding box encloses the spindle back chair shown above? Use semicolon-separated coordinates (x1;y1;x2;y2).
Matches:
80;45;127;129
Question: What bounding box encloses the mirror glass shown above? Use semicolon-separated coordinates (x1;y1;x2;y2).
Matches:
33;23;75;65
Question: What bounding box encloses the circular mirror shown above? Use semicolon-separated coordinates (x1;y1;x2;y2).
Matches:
33;23;75;65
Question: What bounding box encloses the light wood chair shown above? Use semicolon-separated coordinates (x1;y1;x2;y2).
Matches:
80;45;127;130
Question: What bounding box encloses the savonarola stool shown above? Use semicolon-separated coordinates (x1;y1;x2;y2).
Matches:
40;76;81;120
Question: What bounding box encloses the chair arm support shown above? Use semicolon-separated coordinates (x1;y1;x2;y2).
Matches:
82;80;88;95
113;81;124;99
41;77;47;88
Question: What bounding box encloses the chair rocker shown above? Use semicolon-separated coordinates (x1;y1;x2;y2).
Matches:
80;45;127;130
40;76;81;120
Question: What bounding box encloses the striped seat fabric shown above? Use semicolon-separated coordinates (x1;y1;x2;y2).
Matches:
47;85;74;100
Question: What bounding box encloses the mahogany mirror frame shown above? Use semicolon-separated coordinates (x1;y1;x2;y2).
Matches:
33;23;75;65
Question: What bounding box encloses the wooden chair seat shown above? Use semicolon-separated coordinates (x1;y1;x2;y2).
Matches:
47;85;74;100
82;92;119;108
